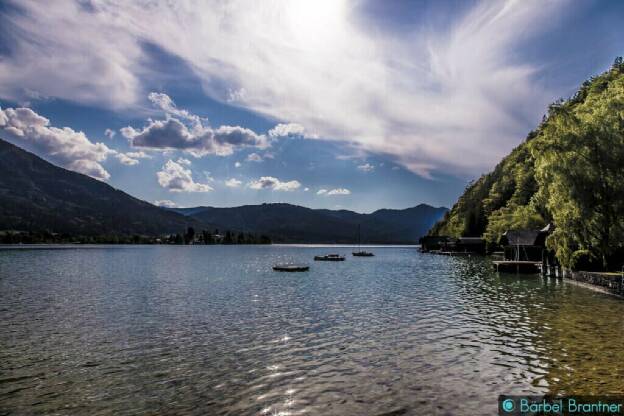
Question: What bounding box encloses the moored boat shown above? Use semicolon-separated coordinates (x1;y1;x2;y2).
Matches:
273;263;310;272
352;224;374;257
314;254;345;261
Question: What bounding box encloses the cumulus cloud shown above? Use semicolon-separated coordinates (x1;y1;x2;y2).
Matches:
0;1;574;176
248;176;301;192
121;93;269;157
0;106;114;180
154;199;177;208
357;163;375;173
234;161;242;168
318;188;351;196
268;123;312;138
148;92;200;124
156;159;213;192
115;152;139;166
224;178;242;188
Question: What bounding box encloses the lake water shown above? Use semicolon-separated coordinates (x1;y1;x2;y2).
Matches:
1;245;624;415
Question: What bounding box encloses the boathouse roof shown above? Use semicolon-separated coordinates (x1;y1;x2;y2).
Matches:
500;229;547;247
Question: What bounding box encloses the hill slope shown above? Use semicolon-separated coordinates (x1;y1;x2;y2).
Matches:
0;137;446;244
429;58;624;270
0;138;200;237
172;203;448;244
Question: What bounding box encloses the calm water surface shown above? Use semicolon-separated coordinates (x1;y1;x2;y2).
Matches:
1;245;624;415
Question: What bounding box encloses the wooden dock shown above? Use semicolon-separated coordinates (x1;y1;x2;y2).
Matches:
493;260;542;273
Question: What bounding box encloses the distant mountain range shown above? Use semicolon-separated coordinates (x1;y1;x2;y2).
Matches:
0;137;447;243
171;204;448;244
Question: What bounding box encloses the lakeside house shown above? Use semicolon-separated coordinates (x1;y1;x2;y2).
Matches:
499;224;552;262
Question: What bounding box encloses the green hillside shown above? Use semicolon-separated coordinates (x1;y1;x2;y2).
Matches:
0;138;203;241
430;58;624;271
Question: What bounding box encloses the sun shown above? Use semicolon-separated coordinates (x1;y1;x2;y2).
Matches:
283;0;348;49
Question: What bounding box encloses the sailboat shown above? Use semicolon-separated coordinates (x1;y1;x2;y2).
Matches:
352;224;374;257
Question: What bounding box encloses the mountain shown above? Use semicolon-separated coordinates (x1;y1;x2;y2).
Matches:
171;203;448;244
0;137;447;244
429;58;624;271
0;138;201;238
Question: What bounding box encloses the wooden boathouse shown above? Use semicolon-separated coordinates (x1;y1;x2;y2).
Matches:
493;224;552;273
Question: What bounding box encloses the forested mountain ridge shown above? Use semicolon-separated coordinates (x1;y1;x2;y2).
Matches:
171;203;448;244
0;137;446;244
429;58;624;270
0;138;203;240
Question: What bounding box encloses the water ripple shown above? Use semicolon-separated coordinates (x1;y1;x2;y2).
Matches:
2;246;624;415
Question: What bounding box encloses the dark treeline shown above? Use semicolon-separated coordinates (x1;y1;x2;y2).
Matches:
430;57;624;272
167;227;271;245
0;227;271;245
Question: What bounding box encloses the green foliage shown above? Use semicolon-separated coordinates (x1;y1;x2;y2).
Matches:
483;204;545;244
570;250;601;272
430;57;624;271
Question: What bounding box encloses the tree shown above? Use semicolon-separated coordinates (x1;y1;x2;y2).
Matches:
530;74;624;270
223;230;233;244
184;227;196;244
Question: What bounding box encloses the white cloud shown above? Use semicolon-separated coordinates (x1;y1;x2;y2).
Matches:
125;151;151;159
154;199;177;208
357;163;375;173
248;176;301;192
0;1;568;176
234;161;242;168
328;188;351;195
115;152;139;166
121;93;269;157
104;128;115;139
0;106;114;180
318;188;351;196
156;159;213;192
246;152;263;162
304;187;310;192
225;178;242;188
148;92;200;124
268;123;313;138
177;157;192;166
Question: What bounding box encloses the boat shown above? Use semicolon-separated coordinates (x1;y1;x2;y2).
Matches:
313;254;345;261
273;263;310;272
352;224;374;257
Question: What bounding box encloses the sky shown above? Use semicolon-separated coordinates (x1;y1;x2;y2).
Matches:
0;0;622;213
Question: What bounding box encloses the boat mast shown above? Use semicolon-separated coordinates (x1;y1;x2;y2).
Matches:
358;224;361;249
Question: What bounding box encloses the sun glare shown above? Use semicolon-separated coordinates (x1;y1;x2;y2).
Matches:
284;0;348;48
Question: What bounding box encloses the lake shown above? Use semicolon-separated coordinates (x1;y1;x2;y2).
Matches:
1;245;624;415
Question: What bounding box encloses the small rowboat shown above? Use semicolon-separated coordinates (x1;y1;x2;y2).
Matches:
273;264;310;272
314;254;345;261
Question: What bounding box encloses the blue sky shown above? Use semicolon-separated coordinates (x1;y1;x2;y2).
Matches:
0;0;622;212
